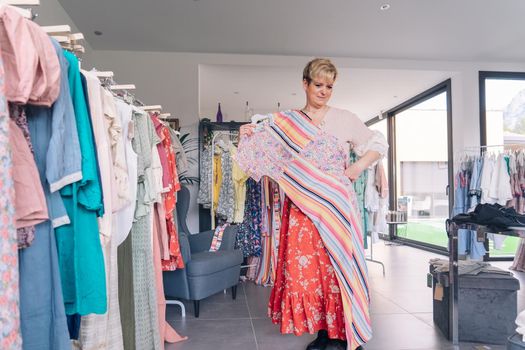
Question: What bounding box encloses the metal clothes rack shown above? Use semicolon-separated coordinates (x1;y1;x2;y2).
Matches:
463;143;525;150
366;233;386;276
445;221;524;346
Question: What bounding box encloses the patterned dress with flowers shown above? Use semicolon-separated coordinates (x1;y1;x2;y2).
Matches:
267;130;354;340
0;57;22;349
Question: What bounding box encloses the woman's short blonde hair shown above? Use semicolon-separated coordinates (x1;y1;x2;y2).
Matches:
302;58;337;84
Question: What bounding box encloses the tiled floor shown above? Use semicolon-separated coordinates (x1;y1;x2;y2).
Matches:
166;242;524;350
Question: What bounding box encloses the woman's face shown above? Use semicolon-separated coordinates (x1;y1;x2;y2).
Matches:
303;76;334;108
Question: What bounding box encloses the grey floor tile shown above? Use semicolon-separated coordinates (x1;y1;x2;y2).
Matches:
251;317;316;350
243;281;272;299
166;295;249;321
366;313;448;350
411;312;435;328
165;318;256;350
383;289;434;313
243;282;272;319
370;291;408;315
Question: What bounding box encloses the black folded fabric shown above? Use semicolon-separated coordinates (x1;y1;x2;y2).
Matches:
451;203;525;230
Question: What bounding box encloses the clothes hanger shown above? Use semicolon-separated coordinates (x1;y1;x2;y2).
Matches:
251;114;271;124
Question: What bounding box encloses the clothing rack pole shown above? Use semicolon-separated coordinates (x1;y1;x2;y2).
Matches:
464;143;525;149
366;234;385;276
210;130;238;229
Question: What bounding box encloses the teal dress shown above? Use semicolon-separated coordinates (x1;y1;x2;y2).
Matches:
349;151;369;249
54;50;107;315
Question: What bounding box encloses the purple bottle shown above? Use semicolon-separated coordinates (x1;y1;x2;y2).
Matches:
216;102;223;122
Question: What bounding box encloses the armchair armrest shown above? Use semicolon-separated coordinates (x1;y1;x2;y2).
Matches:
187;225;239;253
220;225;238;251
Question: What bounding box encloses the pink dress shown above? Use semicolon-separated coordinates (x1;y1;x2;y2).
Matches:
9;119;48;229
0;5;38;104
0;5;59;106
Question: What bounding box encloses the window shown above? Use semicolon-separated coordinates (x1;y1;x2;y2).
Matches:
374;80;454;251
479;72;525;259
392;91;451;248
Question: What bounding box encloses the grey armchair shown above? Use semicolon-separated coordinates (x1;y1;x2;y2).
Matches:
163;186;243;317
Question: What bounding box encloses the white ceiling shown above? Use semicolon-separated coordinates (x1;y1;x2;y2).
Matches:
58;0;525;61
199;65;453;121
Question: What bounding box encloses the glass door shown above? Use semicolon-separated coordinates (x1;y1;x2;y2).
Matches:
388;81;453;250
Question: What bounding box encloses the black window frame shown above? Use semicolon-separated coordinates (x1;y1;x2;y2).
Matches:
367;79;453;254
479;71;525;261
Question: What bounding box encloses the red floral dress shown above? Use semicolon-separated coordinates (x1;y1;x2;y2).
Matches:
152;115;184;271
268;196;346;340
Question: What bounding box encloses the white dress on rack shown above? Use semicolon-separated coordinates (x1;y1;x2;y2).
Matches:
115;101;138;247
78;75;124;350
480;155;495;204
488;154;512;250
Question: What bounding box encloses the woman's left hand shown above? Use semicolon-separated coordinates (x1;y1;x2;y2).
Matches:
344;163;363;182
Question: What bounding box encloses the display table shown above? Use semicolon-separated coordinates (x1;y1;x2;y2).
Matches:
445;221;525;345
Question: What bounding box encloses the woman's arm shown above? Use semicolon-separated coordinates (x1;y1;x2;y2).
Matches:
345;150;381;181
339;110;388;181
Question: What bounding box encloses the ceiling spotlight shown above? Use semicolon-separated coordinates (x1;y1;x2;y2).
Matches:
393;95;398;98
94;30;103;36
233;91;239;95
380;4;390;11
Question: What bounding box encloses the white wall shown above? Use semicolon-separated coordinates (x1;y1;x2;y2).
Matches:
87;51;525;232
32;0;93;60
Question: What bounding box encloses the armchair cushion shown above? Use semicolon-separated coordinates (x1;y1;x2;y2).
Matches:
186;249;243;277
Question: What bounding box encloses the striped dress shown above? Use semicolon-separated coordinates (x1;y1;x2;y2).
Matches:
235;110;372;350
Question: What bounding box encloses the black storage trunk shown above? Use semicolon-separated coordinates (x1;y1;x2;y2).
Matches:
430;265;520;345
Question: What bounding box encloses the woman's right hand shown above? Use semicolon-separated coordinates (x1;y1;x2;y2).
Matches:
240;124;256;138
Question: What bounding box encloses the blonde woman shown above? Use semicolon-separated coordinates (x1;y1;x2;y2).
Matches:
237;58;387;350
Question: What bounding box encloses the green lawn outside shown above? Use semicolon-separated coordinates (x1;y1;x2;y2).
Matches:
395;220;521;257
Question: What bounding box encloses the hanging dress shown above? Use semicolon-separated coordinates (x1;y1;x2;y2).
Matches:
77;73;126;350
54;50;107;316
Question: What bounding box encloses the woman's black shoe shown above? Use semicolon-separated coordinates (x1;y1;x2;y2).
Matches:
325;339;347;350
306;330;329;350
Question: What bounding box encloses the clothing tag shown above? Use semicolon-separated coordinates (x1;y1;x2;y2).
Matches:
427;273;433;288
477;231;486;242
128;121;135;140
434;283;444;301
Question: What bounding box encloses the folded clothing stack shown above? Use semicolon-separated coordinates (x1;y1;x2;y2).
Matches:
451;203;525;230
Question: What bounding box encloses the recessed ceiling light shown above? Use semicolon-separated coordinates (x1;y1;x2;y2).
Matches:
380;4;390;11
94;30;103;36
393;95;398;98
291;92;297;96
233;91;239;95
